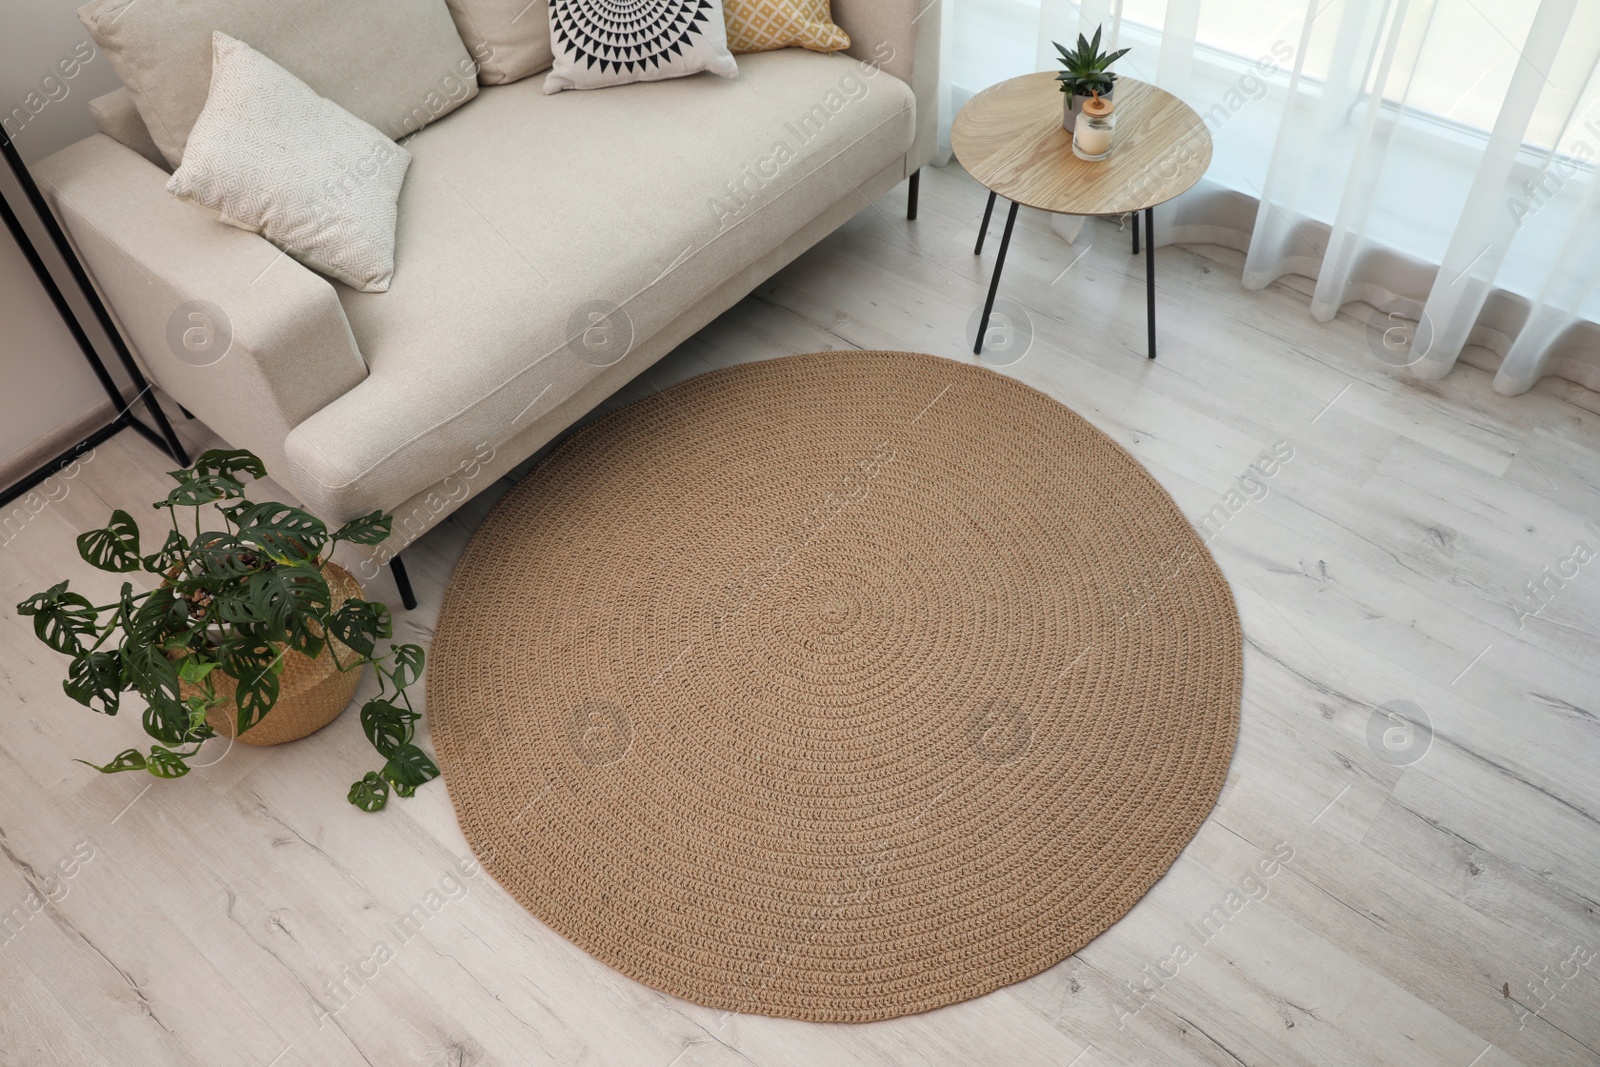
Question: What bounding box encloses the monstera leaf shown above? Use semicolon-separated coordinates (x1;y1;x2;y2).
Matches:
64;650;123;715
331;510;392;547
144;703;191;748
360;698;418;758
141;529;189;576
216;635;282;735
232;662;281;736
217;634;277;681
242;564;331;652
164;470;246;508
124;585;190;645
348;772;390;812
17;582;98;655
143;699;191;746
76;510;142;572
77;748;148;774
388;644;425;690
327;599;390;658
381;744;439;798
190;533;263;583
144;745;192;779
122;643;187;745
190;449;267;483
231;502;329;561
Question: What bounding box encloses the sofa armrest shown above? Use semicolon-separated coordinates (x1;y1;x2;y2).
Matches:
89;88;167;171
833;0;941;174
32;134;368;482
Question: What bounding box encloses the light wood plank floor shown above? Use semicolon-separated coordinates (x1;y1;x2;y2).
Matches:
3;163;1598;1067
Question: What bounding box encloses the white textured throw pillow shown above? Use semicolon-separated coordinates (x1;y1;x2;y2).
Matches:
543;0;738;94
166;33;413;293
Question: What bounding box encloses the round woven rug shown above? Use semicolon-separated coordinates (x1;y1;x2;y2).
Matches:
428;350;1241;1022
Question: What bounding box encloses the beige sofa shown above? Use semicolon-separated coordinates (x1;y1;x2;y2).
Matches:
36;0;939;601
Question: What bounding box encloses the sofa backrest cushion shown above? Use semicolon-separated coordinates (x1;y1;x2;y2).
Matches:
79;0;480;169
443;0;555;85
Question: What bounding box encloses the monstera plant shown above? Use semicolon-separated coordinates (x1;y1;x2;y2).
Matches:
15;449;435;811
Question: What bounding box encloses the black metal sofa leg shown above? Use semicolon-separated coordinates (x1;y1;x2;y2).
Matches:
389;555;418;611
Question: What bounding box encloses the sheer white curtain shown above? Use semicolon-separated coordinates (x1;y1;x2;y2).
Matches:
935;0;1600;396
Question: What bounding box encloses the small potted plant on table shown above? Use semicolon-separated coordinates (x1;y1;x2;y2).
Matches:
1056;25;1131;131
16;449;435;811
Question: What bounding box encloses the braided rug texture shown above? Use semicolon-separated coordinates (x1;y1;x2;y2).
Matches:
428;350;1242;1022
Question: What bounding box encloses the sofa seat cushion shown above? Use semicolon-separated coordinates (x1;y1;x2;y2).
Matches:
284;49;914;519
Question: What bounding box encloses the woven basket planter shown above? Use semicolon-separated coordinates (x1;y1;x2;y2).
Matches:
180;562;367;747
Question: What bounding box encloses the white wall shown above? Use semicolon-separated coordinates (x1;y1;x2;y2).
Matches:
0;0;133;479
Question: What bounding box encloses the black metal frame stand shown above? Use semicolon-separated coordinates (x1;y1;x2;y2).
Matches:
973;193;1158;361
0;129;188;509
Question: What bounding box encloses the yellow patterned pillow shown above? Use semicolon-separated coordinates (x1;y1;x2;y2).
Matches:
723;0;850;54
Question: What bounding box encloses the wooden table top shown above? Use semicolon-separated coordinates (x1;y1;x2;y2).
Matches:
951;72;1212;217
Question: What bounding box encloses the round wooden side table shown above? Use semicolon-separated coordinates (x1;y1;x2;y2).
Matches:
952;73;1212;359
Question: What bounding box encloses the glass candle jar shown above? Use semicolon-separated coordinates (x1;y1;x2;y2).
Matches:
1072;92;1115;161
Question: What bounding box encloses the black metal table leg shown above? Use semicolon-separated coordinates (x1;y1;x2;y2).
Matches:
974;190;998;255
389;555;418;610
974;200;1020;356
906;169;920;221
1144;206;1156;360
1131;211;1140;255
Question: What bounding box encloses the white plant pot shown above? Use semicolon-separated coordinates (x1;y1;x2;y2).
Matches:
1062;86;1114;132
